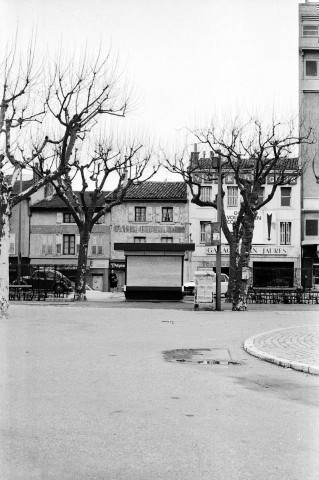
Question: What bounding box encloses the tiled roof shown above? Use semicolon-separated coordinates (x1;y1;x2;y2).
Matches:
4;177;34;195
190;156;299;171
32;192;111;209
121;182;187;201
31;182;187;209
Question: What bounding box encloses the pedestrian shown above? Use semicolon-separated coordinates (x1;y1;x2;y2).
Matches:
109;270;118;292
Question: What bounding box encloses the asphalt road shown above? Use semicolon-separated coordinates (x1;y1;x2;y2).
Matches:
1;305;319;480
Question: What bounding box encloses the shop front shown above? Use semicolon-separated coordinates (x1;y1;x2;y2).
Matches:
190;245;300;288
109;259;126;292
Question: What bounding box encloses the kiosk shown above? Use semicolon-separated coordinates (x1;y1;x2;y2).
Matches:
114;243;195;300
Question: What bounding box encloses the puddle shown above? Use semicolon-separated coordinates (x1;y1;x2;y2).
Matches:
163;348;240;366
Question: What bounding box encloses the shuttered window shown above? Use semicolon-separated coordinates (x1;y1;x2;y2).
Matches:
162;207;173;222
280;222;291;245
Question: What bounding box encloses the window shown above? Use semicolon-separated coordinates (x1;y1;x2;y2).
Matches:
281;187;291;207
200;186;212;202
200;221;211;243
227;186;238;207
9;234;15;254
305;219;318;236
63;234;75;255
162;207;173;222
41;235;54;255
91;235;103;255
305;60;317;77
303;25;319;37
134;237;146;243
161;237;173;243
44;183;54;197
135;207;146;222
257;187;264;204
63;213;76;223
280;222;291;245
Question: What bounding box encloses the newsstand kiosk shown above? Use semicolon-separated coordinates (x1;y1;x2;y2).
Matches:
114;243;195;301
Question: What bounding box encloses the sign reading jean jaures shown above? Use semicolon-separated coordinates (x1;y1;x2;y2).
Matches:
206;246;288;255
114;225;185;233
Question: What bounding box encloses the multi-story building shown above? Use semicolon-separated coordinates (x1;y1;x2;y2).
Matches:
23;181;188;292
187;151;302;288
299;1;319;289
29;192;111;291
8;178;34;281
110;181;189;289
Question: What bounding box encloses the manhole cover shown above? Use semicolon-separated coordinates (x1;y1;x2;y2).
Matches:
163;348;240;365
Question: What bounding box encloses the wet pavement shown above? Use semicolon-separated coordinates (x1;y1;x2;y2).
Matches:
2;304;319;479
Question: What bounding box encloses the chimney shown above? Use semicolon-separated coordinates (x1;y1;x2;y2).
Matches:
33;163;41;183
190;144;199;163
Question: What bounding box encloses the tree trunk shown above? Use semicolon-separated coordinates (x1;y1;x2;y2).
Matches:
225;239;237;303
74;227;90;301
232;214;255;311
0;195;11;318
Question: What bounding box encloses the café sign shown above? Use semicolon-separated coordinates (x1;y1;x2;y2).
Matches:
206;245;288;255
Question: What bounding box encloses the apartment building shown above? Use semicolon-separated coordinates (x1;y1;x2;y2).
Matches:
187;152;302;288
299;1;319;289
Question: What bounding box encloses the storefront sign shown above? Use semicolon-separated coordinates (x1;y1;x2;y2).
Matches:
206;245;288;255
114;225;185;233
110;260;126;270
90;260;108;269
225;210;262;226
266;174;297;185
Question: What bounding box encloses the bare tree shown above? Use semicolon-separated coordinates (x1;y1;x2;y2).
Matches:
165;116;313;310
39;52;157;300
49;139;156;300
0;42;69;318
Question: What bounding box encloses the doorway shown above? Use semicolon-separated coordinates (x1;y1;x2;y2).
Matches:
92;274;103;291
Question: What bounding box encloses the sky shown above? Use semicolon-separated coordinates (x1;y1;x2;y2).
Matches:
1;0;305;179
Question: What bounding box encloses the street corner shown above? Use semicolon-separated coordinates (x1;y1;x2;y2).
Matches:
243;325;319;376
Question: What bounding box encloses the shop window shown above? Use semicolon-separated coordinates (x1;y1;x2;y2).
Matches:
280;187;291;207
305;219;318;236
63;213;76;223
200;221;211;243
280;222;291;245
63;234;75;255
303;25;319;37
162;207;173;222
134;237;146;243
135;207;146;222
200;186;212;202
305;60;318;77
161;237;173;243
227;186;238;207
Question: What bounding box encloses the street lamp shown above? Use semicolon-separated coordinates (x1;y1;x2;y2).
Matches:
210;152;222;311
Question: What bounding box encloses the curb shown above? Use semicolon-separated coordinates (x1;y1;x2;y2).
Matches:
244;327;319;376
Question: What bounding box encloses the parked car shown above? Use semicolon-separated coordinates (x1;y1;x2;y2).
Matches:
21;268;73;294
183;274;229;296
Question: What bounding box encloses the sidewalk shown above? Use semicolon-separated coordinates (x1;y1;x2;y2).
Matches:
244;325;319;375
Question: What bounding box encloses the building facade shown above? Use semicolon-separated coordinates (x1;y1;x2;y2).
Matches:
110;182;189;290
18;181;189;292
187;152;302;288
29;194;111;291
299;1;319;290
